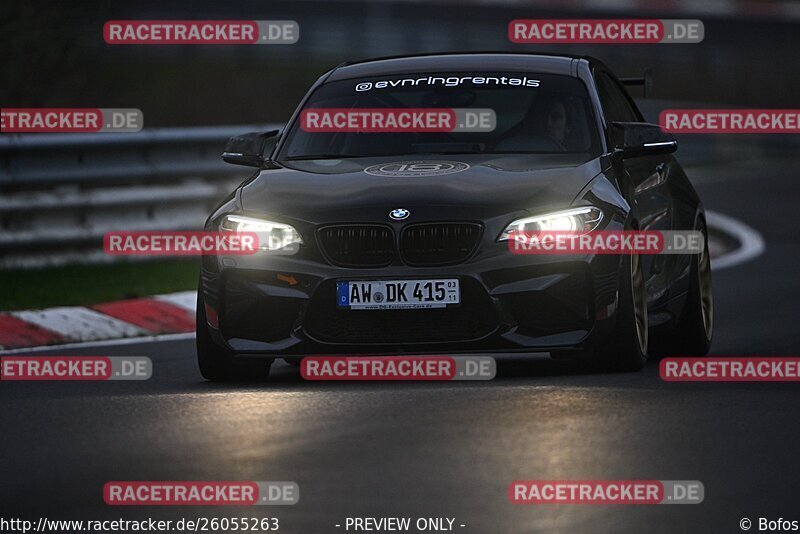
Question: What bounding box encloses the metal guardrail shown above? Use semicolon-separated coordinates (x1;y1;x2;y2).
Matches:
0;124;280;269
0;124;280;187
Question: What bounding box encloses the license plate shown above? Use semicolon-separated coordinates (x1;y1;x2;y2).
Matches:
337;279;460;310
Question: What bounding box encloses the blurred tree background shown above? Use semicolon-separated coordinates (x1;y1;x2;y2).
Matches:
2;0;799;126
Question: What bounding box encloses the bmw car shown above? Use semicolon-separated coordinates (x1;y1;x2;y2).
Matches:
196;53;713;380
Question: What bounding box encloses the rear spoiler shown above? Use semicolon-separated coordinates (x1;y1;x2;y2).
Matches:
619;69;653;98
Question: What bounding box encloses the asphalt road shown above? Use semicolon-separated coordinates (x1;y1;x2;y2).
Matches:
1;157;799;533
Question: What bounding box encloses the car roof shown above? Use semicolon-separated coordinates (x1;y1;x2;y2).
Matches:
326;53;605;82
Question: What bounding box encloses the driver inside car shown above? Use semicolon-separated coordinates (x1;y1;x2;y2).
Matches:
495;95;575;152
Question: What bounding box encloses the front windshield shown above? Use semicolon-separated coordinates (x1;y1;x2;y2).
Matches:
278;72;601;161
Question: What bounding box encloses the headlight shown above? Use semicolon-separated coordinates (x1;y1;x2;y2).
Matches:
220;214;303;253
498;207;604;241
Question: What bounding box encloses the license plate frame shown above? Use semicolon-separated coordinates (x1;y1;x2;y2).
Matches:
336;279;460;310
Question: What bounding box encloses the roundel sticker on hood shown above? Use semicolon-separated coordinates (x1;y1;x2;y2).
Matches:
364;160;470;177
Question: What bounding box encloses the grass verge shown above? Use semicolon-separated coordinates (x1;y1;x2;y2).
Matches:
0;260;199;312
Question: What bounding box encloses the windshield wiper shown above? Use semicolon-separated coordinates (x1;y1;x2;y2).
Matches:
284;154;367;161
410;150;481;155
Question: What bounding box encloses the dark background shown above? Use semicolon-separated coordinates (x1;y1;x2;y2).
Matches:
2;0;799;126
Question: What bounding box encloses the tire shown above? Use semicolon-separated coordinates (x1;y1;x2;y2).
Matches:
594;252;649;372
659;222;713;356
196;290;272;381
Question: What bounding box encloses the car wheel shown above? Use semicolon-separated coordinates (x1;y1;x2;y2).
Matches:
196;290;272;381
660;221;714;356
595;252;649;372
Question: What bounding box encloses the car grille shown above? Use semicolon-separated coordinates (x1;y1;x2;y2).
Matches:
317;225;395;267
317;223;481;267
400;223;482;266
304;278;498;344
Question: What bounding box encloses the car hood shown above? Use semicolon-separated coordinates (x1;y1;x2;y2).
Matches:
239;154;604;223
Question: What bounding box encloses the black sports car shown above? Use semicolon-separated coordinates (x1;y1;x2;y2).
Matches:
196;53;713;380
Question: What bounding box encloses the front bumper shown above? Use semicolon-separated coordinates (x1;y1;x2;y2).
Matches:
200;251;623;356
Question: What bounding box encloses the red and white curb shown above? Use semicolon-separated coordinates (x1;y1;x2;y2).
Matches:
0;291;196;351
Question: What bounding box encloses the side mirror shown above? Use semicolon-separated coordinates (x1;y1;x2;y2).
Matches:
222;129;280;167
609;122;677;159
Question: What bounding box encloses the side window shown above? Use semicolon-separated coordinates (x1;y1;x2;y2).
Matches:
595;72;639;123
